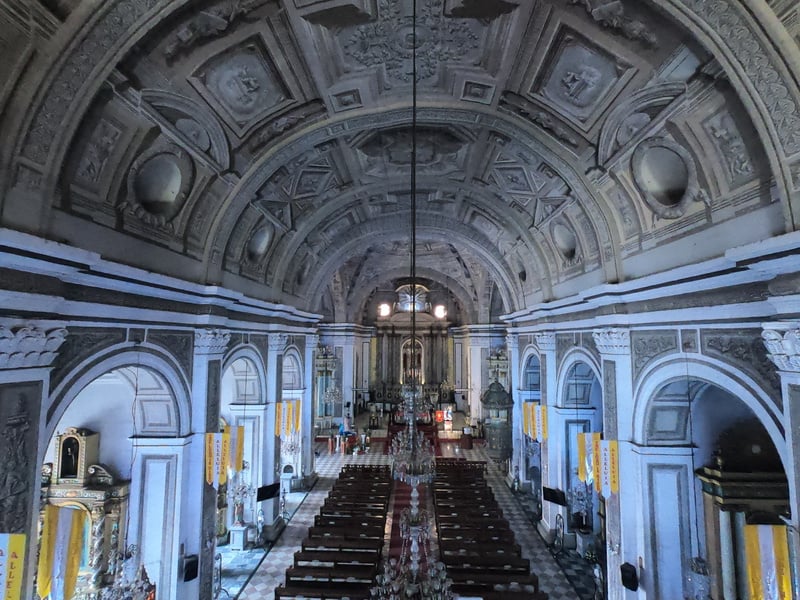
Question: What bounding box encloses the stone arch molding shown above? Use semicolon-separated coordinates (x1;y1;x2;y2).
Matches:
556;349;602;409
282;346;304;392
46;344;193;451
4;0;798;230
632;354;787;469
518;346;543;390
222;344;267;403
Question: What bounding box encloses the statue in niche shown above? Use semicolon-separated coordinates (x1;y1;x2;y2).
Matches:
60;437;79;479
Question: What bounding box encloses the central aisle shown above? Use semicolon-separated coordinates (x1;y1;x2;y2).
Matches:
238;440;576;599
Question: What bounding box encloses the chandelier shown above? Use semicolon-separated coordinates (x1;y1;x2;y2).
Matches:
372;0;451;597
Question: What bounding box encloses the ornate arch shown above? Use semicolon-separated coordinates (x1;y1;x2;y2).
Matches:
222;343;267;404
556;349;602;409
632;354;786;468
45;344;192;452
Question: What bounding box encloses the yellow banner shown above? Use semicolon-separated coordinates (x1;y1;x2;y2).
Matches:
1;533;26;600
36;505;58;598
744;525;763;600
577;433;586;482
608;440;619;494
773;525;792;599
220;431;230;486
275;402;283;437
531;404;539;440
205;433;214;485
541;404;548;440
592;433;602;493
285;402;293;436
64;508;85;600
522;403;530;437
294;400;301;432
235;425;245;472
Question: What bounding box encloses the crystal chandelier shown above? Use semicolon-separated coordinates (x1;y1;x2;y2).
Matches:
371;0;451;597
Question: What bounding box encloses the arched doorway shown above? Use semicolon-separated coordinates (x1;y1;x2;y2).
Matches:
41;365;182;599
641;378;792;599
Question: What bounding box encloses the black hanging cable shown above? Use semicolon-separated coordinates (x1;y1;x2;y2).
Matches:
410;0;418;423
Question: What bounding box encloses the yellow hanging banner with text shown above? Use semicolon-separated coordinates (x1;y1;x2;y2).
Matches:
294;400;301;432
541;405;548;440
226;425;245;472
0;533;26;600
275;402;283;437
205;432;228;487
608;440;619;494
285;402;293;436
592;433;602;493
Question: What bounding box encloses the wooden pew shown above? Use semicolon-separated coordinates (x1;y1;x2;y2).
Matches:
274;582;371;600
285;564;377;583
293;550;379;567
301;537;383;553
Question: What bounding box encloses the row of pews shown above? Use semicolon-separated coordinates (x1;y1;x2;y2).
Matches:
274;465;391;600
434;458;549;599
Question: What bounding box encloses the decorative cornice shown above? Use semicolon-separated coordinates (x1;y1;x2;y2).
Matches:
268;333;289;353
194;329;230;356
593;328;631;356
534;332;556;352
762;326;800;373
0;325;67;368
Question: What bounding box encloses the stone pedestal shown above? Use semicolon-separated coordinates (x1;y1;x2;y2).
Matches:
229;525;248;551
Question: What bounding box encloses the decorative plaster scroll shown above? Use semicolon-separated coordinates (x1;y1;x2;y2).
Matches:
762;326;800;373
498;93;582;148
593;328;631;355
268;332;289;352
22;0;162;164
0;325;67;369
676;0;800;156
195;328;231;356
145;330;194;380
701;329;781;393
565;0;658;48
631;331;677;379
534;332;556;352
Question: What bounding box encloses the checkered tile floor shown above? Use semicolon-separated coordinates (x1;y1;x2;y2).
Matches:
236;434;581;599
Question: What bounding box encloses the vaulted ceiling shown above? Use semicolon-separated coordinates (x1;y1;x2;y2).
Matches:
2;0;798;325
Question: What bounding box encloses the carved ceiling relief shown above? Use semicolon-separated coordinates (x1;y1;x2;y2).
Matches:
358;127;467;177
189;37;293;137
702;110;757;189
335;0;486;88
549;217;583;270
532;28;635;131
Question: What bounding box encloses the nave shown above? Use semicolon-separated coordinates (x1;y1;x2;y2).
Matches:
237;436;578;600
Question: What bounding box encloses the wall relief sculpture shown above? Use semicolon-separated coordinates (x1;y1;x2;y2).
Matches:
702;111;755;186
162;0;271;63
631;330;677;379
0;382;40;534
565;0;658;48
76;118;122;186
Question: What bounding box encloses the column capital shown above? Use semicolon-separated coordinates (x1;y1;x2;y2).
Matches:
505;334;519;352
0;323;68;368
534;332;556;352
592;328;631;356
762;324;800;372
194;328;230;356
268;332;289;353
306;334;320;350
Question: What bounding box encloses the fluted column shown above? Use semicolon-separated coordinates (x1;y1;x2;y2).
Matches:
762;323;800;599
0;323;68;600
